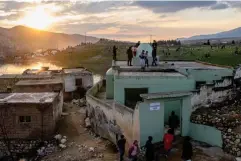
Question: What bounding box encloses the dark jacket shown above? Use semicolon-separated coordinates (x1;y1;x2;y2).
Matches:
152;43;157;57
182;140;193;160
145;140;154;160
113;46;117;54
169;114;179;129
117;138;126;151
127;48;133;58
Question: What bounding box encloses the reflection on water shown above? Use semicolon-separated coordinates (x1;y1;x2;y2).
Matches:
0;62;101;84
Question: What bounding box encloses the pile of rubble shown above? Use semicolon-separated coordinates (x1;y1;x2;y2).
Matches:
0;139;42;155
71;98;86;107
191;99;241;156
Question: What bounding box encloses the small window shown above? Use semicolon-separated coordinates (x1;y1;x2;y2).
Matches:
19;116;31;123
76;79;82;86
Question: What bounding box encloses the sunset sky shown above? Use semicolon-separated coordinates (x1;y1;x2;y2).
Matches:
0;1;241;42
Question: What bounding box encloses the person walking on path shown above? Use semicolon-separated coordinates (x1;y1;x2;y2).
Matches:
127;46;133;66
117;135;126;161
145;136;154;161
113;45;118;61
181;136;193;161
163;129;174;158
128;140;140;161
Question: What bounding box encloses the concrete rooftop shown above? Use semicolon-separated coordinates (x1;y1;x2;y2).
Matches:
115;61;231;70
15;78;63;86
0;93;58;103
63;68;91;74
118;71;185;77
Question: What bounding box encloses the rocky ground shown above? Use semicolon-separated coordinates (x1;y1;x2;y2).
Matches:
191;97;241;156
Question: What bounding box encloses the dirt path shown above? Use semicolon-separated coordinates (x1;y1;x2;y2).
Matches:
41;103;235;161
42;103;117;161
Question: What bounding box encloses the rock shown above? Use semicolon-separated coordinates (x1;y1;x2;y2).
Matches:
228;129;232;133
54;134;62;140
59;144;66;149
235;139;240;144
89;147;95;152
60;138;67;144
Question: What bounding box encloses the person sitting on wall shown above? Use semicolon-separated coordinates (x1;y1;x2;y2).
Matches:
168;111;179;135
139;50;146;70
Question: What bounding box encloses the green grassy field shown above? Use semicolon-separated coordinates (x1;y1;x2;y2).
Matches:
46;44;241;75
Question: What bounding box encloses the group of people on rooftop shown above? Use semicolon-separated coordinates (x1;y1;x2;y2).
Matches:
112;40;158;67
117;111;193;161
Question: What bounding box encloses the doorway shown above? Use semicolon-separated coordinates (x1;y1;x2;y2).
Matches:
164;99;182;136
124;88;148;109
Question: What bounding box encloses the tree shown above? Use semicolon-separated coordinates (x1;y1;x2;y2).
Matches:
0;105;14;161
232;40;235;45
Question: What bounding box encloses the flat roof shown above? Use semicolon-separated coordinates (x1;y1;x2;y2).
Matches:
0;74;52;79
0;93;58;104
118;71;185;77
15;78;63;86
63;68;86;74
115;61;231;70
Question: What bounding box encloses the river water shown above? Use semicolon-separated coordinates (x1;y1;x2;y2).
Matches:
0;62;102;84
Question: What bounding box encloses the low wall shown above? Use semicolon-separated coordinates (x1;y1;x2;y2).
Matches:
189;123;223;147
86;79;135;147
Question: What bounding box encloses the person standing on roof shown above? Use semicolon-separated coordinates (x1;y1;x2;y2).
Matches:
113;45;118;61
152;40;157;66
127;46;133;66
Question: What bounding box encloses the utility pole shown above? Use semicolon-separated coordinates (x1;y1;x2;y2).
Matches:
85;32;86;45
150;35;152;44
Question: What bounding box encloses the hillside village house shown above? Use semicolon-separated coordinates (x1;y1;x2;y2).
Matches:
0;93;61;139
86;43;235;148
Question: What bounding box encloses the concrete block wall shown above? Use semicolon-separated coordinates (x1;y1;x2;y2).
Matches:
86;79;136;148
191;78;234;111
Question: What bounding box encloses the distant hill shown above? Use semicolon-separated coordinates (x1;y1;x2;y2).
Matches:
0;25;99;55
178;27;241;42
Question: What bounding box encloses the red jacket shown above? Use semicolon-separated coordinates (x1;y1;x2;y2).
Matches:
164;133;174;150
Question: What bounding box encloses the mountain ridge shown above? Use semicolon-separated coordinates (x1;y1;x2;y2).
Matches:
0;25;99;55
178;27;241;41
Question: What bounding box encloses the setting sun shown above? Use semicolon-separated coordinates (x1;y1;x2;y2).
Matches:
21;6;54;30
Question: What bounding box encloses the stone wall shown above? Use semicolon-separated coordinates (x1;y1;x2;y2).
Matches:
86;79;135;148
191;98;241;156
191;77;234;112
